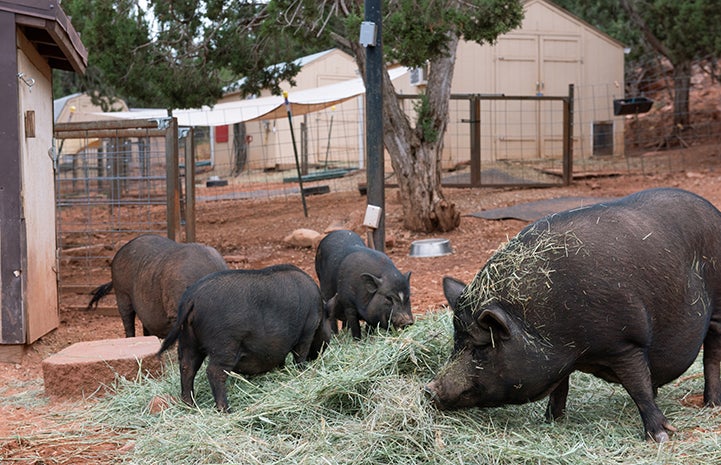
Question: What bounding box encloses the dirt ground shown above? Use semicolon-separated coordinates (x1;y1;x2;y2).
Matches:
2;143;721;463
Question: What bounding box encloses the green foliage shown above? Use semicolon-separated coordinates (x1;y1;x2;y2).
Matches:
264;1;523;69
57;0;332;109
61;0;156;108
383;0;523;67
413;93;439;143
555;0;721;64
637;0;721;63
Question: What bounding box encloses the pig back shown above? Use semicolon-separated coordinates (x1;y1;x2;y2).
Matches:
181;264;325;365
315;230;367;300
157;243;228;318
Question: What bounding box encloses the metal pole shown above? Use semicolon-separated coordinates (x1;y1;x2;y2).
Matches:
563;84;574;186
283;91;309;217
184;128;196;242
470;96;481;187
364;0;384;251
165;118;181;240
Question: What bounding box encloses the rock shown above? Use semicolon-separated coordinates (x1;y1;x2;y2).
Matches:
283;228;322;248
42;336;164;400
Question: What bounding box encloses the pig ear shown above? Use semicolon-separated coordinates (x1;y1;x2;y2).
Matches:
404;271;412;283
361;273;382;294
477;307;511;340
443;276;466;310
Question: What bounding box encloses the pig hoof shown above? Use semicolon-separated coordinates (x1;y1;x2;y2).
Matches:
648;423;676;443
650;431;670;443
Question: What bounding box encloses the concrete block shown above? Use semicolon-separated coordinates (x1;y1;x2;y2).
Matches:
42;336;164;399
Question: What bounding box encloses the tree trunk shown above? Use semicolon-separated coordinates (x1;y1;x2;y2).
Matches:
672;60;691;130
350;36;461;233
232;122;248;175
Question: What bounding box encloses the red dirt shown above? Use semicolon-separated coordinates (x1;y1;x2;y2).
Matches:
2;143;721;463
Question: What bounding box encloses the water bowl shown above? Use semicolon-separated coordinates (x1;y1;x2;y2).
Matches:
409;238;452;257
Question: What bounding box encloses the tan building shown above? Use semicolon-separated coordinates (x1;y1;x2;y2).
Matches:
214;48;361;174
54;92;129;157
394;0;626;168
107;0;625;177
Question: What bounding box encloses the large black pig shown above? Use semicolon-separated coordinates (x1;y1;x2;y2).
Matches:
86;234;227;338
315;229;413;339
426;188;721;442
157;264;332;412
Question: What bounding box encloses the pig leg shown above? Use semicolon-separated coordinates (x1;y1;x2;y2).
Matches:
206;361;232;412
115;293;136;337
291;339;312;366
178;332;205;407
613;351;676;442
325;296;340;334
335;297;362;338
346;312;362;339
545;375;570;421
702;317;721;406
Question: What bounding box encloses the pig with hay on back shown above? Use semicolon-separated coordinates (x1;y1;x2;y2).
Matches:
426;187;721;442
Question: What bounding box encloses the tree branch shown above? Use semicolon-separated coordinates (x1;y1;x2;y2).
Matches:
619;0;672;59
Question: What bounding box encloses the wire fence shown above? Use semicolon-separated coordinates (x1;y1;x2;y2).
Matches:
190;57;720;198
54;119;187;298
53;53;721;304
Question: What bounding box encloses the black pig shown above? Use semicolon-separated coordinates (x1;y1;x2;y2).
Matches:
157;264;332;412
426;188;721;442
87;234;227;338
315;229;413;339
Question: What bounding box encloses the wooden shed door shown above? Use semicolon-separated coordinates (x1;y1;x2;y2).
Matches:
494;35;580;159
540;36;581;157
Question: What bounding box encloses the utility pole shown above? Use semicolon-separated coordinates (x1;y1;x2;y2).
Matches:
361;0;384;251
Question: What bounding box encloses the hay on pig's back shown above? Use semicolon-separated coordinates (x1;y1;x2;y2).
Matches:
463;224;585;313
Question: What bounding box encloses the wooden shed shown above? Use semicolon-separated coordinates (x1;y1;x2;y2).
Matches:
395;0;626;168
0;0;87;362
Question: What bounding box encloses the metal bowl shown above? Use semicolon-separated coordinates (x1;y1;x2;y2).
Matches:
409;238;452;257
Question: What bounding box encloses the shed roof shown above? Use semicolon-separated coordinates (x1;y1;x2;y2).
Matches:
1;0;87;73
528;0;625;49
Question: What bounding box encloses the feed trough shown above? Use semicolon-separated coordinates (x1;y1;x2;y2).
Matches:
206;175;228;187
409;238;452;257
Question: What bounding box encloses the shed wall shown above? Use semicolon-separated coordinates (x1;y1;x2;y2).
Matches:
393;0;625;168
17;31;59;343
0;13;24;345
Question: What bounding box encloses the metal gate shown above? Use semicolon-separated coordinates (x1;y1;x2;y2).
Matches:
53;118;195;298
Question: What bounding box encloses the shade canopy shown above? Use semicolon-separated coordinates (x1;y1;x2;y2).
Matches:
100;67;409;127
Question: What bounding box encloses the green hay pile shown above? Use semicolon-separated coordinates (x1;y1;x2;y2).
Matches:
57;311;721;465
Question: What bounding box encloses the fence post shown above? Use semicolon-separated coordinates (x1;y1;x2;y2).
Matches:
165;118;181;241
184;128;196;242
469;95;481;187
563;84;575;186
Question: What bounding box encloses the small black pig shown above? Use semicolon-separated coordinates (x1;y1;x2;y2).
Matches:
87;234;227;338
315;229;413;339
426;188;721;442
157;264;332;412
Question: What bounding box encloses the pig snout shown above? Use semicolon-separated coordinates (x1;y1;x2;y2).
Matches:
423;382;446;409
391;310;414;329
